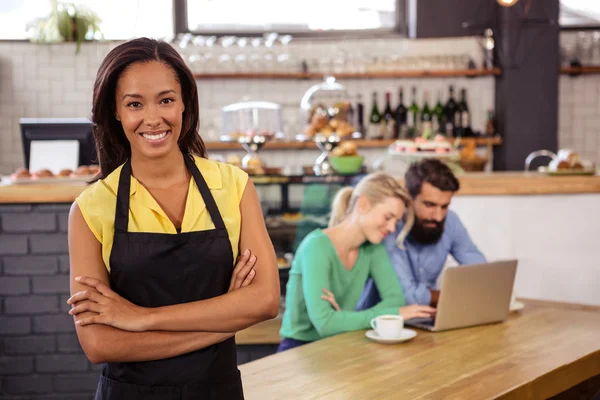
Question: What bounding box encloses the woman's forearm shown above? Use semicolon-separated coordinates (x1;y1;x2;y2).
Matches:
148;285;279;332
80;323;232;364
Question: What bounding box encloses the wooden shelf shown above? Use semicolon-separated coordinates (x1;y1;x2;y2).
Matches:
560;66;600;75
204;137;502;151
193;68;502;80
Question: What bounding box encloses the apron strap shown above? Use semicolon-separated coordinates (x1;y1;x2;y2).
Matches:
184;154;227;231
114;160;132;233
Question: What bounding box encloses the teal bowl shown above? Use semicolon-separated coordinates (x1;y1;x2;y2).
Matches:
329;156;364;175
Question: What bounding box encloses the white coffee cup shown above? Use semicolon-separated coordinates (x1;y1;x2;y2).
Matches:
370;315;404;339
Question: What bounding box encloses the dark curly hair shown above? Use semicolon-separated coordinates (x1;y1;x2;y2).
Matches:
405;159;460;198
91;37;205;180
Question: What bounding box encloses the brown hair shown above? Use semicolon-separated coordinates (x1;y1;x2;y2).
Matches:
405;158;459;198
91;37;205;179
328;172;415;248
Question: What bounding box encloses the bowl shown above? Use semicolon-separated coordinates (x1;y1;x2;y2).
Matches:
329;156;364;175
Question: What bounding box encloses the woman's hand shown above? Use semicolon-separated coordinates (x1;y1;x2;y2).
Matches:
68;252;258;331
67;276;152;332
321;288;341;311
399;304;437;320
228;249;257;292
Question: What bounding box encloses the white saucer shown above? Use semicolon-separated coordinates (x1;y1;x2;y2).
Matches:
365;329;417;344
510;301;525;312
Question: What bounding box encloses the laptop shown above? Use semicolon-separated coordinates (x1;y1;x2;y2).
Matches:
406;260;518;332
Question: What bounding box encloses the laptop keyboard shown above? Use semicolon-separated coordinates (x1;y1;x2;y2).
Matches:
408;318;435;326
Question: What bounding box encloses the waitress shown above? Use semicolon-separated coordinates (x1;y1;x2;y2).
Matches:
66;37;279;399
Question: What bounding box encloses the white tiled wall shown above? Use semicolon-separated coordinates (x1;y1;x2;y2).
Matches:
558;75;600;163
0;37;493;174
559;31;600;163
0;34;596;174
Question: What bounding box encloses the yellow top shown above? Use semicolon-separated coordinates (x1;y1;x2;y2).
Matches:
76;155;248;272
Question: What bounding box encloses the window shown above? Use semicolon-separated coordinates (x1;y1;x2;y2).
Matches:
186;0;397;34
560;0;600;28
0;0;173;40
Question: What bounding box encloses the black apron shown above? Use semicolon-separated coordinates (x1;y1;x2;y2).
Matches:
95;155;244;400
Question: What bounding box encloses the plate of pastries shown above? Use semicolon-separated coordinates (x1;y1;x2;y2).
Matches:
546;150;596;176
7;165;100;184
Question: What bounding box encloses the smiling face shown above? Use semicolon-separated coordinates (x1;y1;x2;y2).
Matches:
357;196;406;245
114;61;185;161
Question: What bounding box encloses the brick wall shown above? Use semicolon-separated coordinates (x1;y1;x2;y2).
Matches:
0;203;97;400
0;203;279;399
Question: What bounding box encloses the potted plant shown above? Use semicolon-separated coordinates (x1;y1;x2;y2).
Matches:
28;0;103;53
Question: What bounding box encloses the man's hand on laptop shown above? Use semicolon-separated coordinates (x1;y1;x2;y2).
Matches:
399;305;437;321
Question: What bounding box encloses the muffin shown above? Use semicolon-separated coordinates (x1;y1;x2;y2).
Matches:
31;169;54;179
57;169;73;177
11;167;31;179
70;165;91;177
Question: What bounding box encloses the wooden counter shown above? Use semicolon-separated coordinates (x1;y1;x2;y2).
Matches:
239;299;600;400
453;171;600;195
1;172;599;203
236;316;282;345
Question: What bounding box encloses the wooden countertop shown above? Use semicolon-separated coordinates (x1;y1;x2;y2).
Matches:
236;316;282;345
1;172;599;203
239;299;600;400
452;171;600;195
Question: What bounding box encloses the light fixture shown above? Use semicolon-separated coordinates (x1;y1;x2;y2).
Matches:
497;0;519;6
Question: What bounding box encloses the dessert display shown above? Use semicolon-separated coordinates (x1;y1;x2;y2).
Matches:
6;165;100;184
547;150;595;175
221;101;284;171
221;101;283;142
329;141;364;175
303;102;355;139
331;141;359;157
459;141;488;172
390;134;455;155
299;76;359;141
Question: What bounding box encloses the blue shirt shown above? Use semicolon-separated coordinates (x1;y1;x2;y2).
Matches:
356;210;486;308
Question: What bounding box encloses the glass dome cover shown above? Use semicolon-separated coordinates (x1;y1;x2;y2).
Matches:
221;100;284;142
298;76;358;141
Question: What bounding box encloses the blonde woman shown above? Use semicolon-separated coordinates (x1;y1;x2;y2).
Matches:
278;173;436;352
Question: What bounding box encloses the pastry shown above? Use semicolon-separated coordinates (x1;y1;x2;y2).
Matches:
57;169;73;177
31;169;54;179
332;141;358;157
11;168;31;179
70;165;91;178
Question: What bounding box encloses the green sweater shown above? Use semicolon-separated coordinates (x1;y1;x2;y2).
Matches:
280;229;406;342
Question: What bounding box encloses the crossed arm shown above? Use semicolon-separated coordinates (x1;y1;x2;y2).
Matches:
68;181;280;364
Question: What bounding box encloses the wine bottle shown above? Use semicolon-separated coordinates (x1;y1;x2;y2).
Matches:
408;87;419;138
382;92;395;140
356;94;365;137
369;92;383;140
394;88;408;139
433;91;445;134
421;91;433;138
455;88;471;137
444;85;458;137
485;110;496;137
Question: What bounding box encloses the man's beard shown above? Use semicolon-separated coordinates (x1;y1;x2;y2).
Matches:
409;217;445;245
